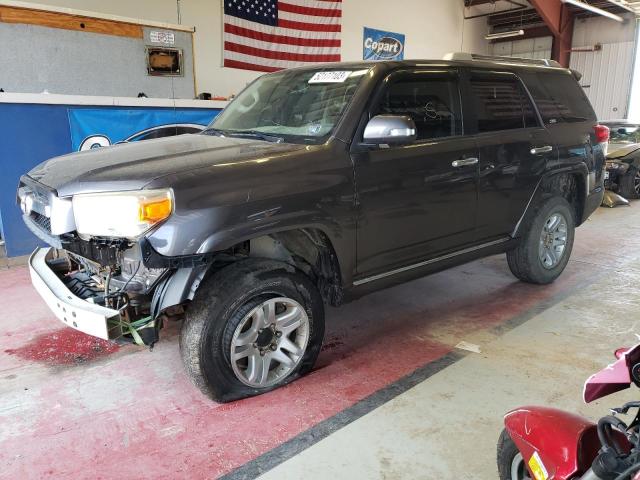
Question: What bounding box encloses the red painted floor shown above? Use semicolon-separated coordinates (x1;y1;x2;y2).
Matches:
0;210;622;479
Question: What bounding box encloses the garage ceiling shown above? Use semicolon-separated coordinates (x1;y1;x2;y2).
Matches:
465;0;640;25
466;0;639;41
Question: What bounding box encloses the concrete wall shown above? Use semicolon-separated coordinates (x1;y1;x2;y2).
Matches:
20;0;489;97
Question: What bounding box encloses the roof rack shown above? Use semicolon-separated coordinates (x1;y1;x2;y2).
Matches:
442;52;562;68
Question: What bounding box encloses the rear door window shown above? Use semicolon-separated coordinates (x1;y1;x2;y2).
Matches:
469;73;538;133
520;71;596;125
374;71;462;141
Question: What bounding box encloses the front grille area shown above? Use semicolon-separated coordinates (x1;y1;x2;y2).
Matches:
30;211;52;233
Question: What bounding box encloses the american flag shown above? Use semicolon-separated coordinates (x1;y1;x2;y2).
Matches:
223;0;342;73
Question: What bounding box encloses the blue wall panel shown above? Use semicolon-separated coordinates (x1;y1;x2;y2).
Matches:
0;104;72;257
0;103;221;257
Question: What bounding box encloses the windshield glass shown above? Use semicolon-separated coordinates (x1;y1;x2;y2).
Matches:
608;124;640;145
208;68;370;144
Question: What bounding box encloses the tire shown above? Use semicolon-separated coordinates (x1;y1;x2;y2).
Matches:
618;166;640;199
507;196;575;285
180;258;325;402
497;429;531;480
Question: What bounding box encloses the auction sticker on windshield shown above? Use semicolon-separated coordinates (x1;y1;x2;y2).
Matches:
308;71;352;84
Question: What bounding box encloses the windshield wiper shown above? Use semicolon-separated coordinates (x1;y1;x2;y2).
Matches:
224;130;284;143
201;127;228;137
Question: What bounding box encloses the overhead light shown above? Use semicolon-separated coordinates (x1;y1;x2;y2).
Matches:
561;0;624;21
484;29;525;40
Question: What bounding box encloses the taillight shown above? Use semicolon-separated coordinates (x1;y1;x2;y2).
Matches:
594;124;610;144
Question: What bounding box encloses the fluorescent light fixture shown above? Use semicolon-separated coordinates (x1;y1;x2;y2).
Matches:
484;29;525;40
561;0;624;21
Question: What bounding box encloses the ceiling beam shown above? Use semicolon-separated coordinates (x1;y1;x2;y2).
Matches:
528;0;574;66
528;0;563;36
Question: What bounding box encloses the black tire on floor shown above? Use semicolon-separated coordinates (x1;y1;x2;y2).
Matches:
507;196;575;285
497;429;527;480
618;166;640;199
179;258;325;403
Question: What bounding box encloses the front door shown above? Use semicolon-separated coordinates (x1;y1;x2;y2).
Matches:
352;69;479;278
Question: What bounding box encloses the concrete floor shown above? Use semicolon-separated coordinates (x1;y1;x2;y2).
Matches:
1;204;639;479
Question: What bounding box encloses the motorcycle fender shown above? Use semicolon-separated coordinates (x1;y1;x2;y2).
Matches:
504;406;600;480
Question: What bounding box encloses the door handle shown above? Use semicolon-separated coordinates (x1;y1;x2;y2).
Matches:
452;157;479;168
530;145;553;155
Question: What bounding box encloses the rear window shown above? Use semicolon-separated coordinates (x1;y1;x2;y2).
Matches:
521;71;596;125
469;75;538;133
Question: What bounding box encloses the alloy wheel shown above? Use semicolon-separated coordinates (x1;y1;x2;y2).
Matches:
230;297;310;388
634;170;640;195
538;212;568;269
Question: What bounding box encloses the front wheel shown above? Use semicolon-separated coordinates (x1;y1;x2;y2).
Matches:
618;166;640;199
507;196;575;285
180;258;325;402
497;429;532;480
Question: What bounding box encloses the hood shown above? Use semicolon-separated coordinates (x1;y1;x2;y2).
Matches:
27;134;306;197
607;143;640;160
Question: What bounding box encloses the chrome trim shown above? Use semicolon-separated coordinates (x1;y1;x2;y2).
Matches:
353;237;511;286
452;157;479;167
530;146;553;155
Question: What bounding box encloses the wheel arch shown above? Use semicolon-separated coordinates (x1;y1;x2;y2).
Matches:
151;226;345;317
513;165;589;237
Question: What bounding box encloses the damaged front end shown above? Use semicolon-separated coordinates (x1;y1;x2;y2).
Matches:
604;160;629;191
29;241;171;346
19;176;183;347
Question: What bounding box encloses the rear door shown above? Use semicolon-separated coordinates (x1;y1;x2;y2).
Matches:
519;70;601;197
464;70;556;240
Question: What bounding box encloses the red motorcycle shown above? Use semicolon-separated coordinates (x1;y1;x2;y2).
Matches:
498;344;640;480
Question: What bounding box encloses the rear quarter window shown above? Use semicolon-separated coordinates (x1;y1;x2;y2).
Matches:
521;71;596;125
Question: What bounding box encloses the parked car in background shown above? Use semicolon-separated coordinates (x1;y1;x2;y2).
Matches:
602;120;640;154
605;144;640;199
18;54;607;402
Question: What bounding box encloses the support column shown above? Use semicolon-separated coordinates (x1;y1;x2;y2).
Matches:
529;0;575;67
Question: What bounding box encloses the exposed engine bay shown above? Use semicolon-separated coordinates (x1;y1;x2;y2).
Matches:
47;245;170;346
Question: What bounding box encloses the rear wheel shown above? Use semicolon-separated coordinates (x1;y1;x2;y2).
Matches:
618;166;640;199
507;196;575;285
180;258;325;402
497;429;531;480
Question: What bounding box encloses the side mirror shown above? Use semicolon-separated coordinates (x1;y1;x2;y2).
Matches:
363;115;417;145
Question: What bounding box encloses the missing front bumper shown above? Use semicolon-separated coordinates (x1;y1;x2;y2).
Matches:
28;248;122;340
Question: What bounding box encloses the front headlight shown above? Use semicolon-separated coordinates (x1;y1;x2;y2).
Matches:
72;189;173;238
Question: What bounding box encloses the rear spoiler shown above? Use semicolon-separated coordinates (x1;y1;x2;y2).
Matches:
571;69;583;81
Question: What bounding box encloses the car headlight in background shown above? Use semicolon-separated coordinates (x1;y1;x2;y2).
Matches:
72;189;173;238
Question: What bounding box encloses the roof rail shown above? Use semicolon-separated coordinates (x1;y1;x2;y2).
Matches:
442;52;562;68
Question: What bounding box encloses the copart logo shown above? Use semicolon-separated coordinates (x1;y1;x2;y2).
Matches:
364;36;403;60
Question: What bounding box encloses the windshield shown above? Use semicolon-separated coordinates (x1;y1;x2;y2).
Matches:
207;68;370;144
607;124;640;145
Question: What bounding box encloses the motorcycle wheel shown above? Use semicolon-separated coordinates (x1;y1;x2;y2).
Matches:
497;429;532;480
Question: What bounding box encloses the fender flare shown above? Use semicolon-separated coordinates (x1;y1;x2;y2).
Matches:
512;164;589;237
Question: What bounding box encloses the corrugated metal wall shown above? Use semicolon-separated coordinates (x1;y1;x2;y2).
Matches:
570;42;636;121
490;36;552;60
489;15;638;121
